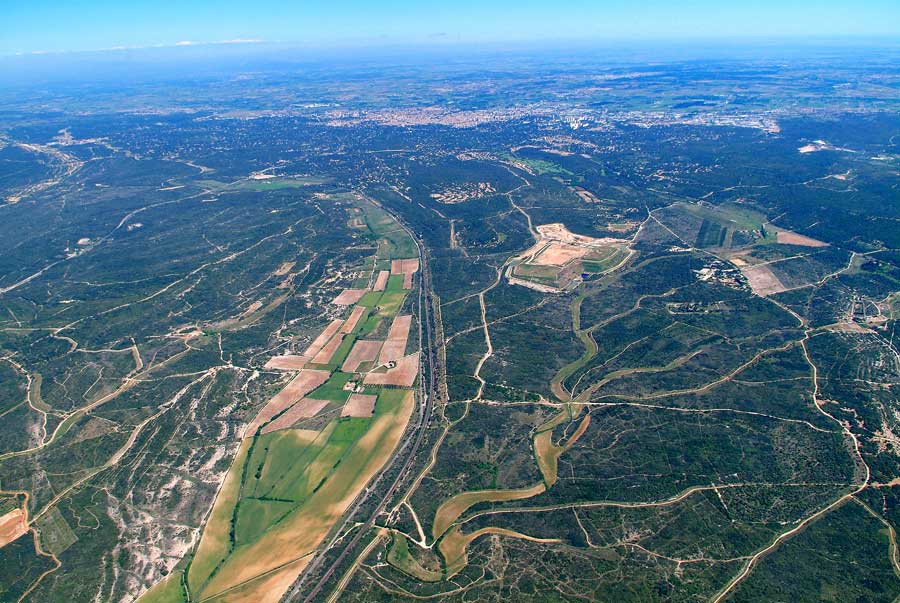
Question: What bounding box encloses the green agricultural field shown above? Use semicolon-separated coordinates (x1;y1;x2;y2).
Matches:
136;575;185;603
308;372;354;401
234;498;295;544
376;291;408;317
357;291;383;307
386;274;406;292
328;334;359;368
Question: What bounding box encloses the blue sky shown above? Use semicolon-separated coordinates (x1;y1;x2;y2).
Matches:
3;0;900;55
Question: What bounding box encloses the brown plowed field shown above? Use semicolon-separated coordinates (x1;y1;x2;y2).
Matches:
248;370;330;434
303;319;344;357
341;339;383;373
373;270;390;291
402;271;413;289
378;315;412;364
364;352;419;387
311;333;344;365
341;305;367;333
341;393;377;417
260;398;331;434
776;230;828;247
0;509;27;547
390;258;419;275
264;355;310;371
332;288;368;305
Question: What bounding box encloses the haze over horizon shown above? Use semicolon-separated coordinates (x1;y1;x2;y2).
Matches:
4;0;900;57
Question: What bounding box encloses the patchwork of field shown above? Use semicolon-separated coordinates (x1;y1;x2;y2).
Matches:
304;319;345;356
246;370;331;435
341;339;383;372
379;314;413;364
259;399;330;434
391;257;420;290
373;270;390;291
153;199;422;603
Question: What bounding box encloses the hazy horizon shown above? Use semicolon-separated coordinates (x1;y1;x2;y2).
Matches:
4;0;900;57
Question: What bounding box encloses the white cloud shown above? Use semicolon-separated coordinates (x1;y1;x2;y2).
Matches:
5;38;266;57
217;39;265;45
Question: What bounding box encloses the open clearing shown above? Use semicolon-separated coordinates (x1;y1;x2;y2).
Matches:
431;482;547;540
741;264;787;296
387;534;443;582
510;222;631;290
239;301;263;318
533;412;591;487
532;242;589;266
273;261;295;276
535;222;612;245
341;393;377;418
35;507;78;556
